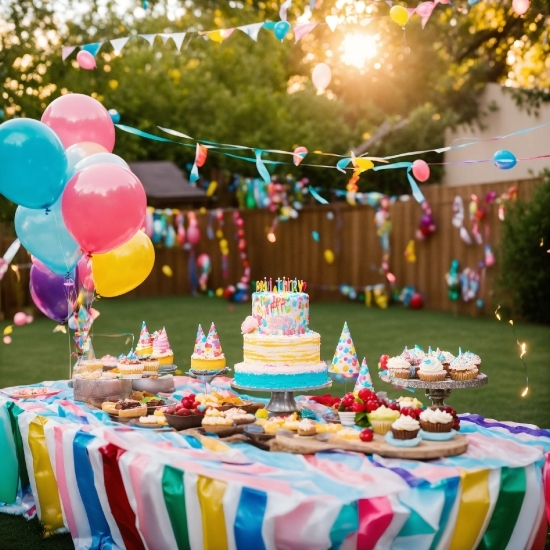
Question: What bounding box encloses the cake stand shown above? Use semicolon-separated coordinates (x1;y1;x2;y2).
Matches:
379;373;488;407
230;380;332;415
186;367;230;394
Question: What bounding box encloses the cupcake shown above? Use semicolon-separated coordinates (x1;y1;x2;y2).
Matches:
101;355;119;371
391;415;420;440
140;357;160;375
397;396;423;409
448;354;478;381
387;356;411;379
409;345;426;367
77;359;103;374
436;349;454;372
463;350;481;373
417;357;447;382
419;408;454;432
118;350;144;379
152;328;174;365
297;419;317;436
367;405;400;435
136;322;154;356
190;323;226;372
202;409;234;432
224;408;255;425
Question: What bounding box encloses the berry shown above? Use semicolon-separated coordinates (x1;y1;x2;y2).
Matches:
388;403;399;411
192;401;201;409
345;406;354;412
177;409;191;416
352;402;366;413
366;401;379;412
165;406;176;415
444;406;454;414
341;396;354;407
359;428;374;442
358;389;374;401
379;355;389;369
187;393;196;401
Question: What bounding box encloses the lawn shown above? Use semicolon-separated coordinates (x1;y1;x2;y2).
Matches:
1;296;550;549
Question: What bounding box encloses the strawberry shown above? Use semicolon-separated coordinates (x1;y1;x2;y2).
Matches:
359;428;374;442
379;355;389;369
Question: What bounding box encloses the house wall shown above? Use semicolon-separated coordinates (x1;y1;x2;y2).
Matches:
443;83;550;185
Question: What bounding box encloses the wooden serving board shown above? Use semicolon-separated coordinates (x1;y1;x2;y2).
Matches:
271;433;468;460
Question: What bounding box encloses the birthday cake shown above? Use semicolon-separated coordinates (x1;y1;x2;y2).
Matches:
233;278;329;390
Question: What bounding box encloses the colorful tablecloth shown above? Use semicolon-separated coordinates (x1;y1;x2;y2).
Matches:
0;377;549;550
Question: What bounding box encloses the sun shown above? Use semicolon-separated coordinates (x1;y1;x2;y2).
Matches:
340;33;378;69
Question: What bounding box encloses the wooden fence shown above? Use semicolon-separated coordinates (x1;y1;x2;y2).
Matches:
0;178;538;319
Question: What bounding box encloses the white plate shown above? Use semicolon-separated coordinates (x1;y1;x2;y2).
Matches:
1;386;62;399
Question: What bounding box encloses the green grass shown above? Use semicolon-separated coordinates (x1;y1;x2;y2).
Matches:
1;296;549;548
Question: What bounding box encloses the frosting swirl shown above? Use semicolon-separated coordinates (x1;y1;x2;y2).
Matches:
387;356;411;370
463;351;481;365
392;415;420;431
418;357;445;374
368;405;400;421
241;316;259;335
419;409;453;424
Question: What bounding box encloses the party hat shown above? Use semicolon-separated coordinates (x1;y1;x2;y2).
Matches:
354;358;374;393
193;324;207;355
206;322;224;357
330;322;359;375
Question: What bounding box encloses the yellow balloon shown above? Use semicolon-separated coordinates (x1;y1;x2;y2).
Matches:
216;287;224;297
324;249;335;264
162;265;173;277
390;5;409;26
92;230;155;297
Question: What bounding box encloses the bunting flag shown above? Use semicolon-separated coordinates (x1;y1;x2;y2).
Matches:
110;37;130;55
2;381;549;550
238;23;263;41
294;21;318;42
61;46;77;60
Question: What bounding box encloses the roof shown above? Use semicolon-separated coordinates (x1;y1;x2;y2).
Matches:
129;161;207;201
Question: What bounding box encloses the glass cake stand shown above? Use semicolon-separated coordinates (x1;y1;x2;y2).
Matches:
378;372;488;407
186;367;230;394
230;380;332;415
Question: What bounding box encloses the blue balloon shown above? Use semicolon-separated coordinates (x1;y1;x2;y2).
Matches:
493;150;517;170
273;21;291;40
0;118;67;209
70;153;130;180
108;109;121;124
15;195;82;276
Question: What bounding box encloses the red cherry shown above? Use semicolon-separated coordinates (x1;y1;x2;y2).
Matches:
352;402;366;413
192;401;201;409
345;406;354;412
366;401;379;412
341;396;354;407
359;429;374;442
444;406;453;414
358;389;374;401
379;355;389;369
187;393;196;400
388;403;399;411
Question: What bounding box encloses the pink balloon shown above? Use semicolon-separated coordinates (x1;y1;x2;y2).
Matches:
41;93;115;152
13;312;27;326
411;159;430;182
312;63;332;92
62;164;147;254
3;336;12;345
77;256;95;291
512;0;530;15
187;225;201;246
76;50;96;70
26;315;34;324
66;141;108;172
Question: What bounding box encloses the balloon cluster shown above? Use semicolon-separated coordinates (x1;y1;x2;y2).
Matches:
0;94;155;321
223;212;250;303
3;312;33;345
446;260;461;302
416;200;436;241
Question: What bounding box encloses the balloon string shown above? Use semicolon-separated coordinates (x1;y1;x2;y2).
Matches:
68;323;72;380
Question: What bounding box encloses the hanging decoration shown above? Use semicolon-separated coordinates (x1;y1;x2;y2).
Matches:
452;195;472;244
468;194;484;245
446;260;461;302
416;200;436;240
196;253;212;292
224;212;251;303
460;267;480;302
185;212;201;295
404;240;416;262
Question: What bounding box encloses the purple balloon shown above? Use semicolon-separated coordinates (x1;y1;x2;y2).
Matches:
30;259;81;322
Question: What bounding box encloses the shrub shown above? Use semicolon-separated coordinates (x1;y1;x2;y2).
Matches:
498;174;550;324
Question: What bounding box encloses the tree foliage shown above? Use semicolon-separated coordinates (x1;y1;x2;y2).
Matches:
1;0;550;212
498;174;550;324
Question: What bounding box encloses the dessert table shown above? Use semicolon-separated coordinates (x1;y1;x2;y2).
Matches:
0;376;549;550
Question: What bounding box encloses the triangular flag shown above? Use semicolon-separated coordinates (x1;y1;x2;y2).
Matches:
325;15;342;32
195;143;208;168
139;34;157;47
110;37;130;55
416;1;436;28
171;32;186;50
159;34;172;45
330;322;360;375
82;42;102;56
189;162;200;184
238;23;263;41
279;0;293;21
354;358;374;393
62;46;77;60
223;28;235;40
294;22;318;42
406;7;416;16
202;30;224;43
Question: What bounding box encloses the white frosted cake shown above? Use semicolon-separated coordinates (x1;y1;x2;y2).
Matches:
233;279;328;390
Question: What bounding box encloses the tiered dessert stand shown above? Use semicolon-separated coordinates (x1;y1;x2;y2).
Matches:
379;372;488;407
230;380;332;415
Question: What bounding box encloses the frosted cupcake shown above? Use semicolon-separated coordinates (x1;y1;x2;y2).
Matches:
419;408;454;433
152;328;174;365
77;359;103;374
409;346;426;366
397;396;423;409
140;356;160;375
118;350;144;379
224;408;255;425
417;356;447;382
101;355;119;371
436;349;455;372
367;405;400;435
463;351;481;373
135;322;154;356
387;356;411;379
391;415;420;440
448;354;478;381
